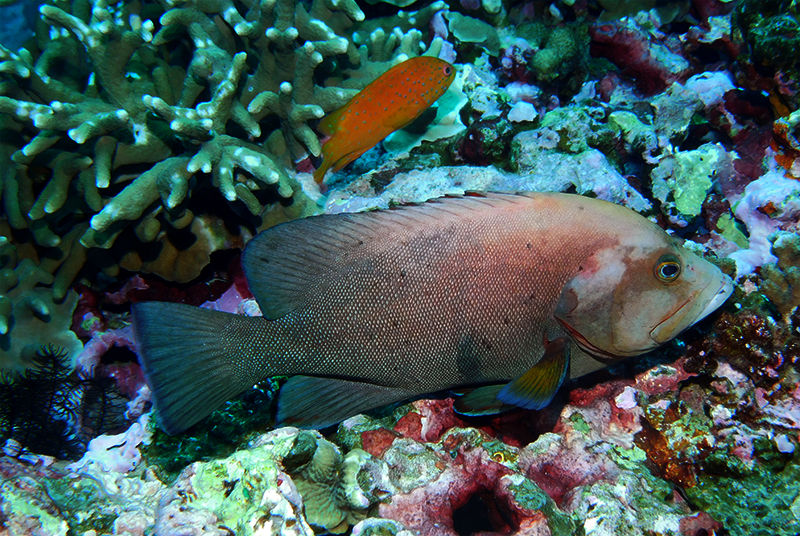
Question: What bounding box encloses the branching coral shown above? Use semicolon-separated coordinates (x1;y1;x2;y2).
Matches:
1;0;459;291
0;239;82;373
0;0;368;292
0;1;285;289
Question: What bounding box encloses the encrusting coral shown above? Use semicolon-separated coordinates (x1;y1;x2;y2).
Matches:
760;231;800;317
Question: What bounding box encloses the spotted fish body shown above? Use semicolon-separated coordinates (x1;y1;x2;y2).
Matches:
313;56;456;183
133;193;733;434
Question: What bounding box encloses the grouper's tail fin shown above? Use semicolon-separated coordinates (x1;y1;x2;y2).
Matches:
132;302;267;435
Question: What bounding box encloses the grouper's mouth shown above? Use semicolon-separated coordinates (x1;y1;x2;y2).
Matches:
650;275;733;344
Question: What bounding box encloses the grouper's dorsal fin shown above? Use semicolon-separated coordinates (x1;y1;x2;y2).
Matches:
242;193;531;319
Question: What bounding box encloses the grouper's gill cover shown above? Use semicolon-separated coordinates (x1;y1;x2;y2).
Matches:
132;193;733;434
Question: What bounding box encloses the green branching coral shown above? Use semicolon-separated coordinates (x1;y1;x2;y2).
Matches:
1;0;305;289
0;239;82;373
1;0;455;292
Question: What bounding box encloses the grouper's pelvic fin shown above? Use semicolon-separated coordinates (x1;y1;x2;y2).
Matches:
132;302;271;435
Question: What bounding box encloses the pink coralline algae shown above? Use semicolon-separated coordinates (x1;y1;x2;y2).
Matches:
335;391;721;536
590;18;691;94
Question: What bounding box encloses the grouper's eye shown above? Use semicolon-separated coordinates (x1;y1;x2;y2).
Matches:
655;254;682;282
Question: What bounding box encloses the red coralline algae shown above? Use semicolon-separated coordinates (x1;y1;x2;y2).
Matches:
568;380;627;407
679;511;725;536
409;398;470;443
101;363;146;399
361;428;399;458
691;0;735;22
634;359;696;397
378;445;514;536
589;21;690;94
518;431;620;508
394;412;424;441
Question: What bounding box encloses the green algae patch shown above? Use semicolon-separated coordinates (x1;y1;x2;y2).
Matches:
716;213;749;249
0;479;70;536
144;382;278;478
568;411;592;435
687;454;800;536
506;475;575;534
608;110;658;155
41;471;129;535
651;143;724;219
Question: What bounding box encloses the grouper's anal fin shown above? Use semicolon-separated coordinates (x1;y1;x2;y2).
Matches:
277;376;415;429
132;302;270;435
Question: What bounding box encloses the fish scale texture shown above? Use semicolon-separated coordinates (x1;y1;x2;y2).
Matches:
136;192;730;432
244;194;613;392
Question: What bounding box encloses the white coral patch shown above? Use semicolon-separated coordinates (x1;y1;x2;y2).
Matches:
243;155;260;168
132;122;147;145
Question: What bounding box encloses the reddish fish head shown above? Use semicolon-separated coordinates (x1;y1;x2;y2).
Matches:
554;223;733;364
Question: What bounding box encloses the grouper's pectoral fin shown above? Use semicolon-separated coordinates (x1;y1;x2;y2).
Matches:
277;376;416;429
497;337;570;410
453;338;571;416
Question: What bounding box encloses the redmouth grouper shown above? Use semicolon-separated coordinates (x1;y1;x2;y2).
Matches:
313;56;456;184
133;193;733;434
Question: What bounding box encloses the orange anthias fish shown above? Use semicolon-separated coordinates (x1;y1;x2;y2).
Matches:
313;56;456;183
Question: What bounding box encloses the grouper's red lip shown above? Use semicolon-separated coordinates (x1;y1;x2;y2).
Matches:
555;318;623;364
